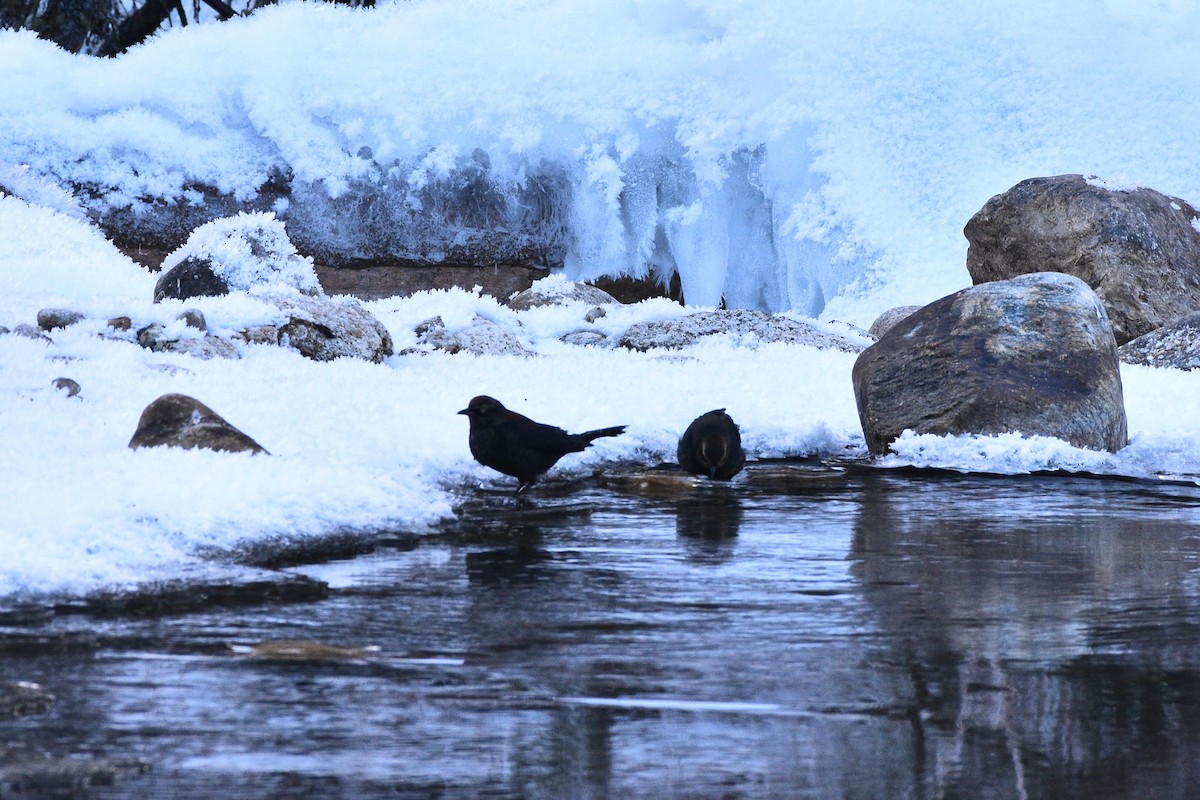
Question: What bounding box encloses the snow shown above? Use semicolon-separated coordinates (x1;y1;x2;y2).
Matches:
4;0;1200;599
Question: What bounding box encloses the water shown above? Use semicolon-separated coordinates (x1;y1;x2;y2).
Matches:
4;464;1200;798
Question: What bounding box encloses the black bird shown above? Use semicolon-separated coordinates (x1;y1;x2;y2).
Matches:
458;395;627;495
677;409;746;480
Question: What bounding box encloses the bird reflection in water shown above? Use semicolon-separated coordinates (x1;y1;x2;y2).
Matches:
464;524;556;585
675;491;742;563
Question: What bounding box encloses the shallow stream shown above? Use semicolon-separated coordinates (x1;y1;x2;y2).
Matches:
4;463;1200;798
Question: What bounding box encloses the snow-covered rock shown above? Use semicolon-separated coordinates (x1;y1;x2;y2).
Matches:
618;309;867;352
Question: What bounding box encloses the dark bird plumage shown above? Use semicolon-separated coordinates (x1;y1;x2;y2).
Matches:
677;409;746;480
458;395;627;495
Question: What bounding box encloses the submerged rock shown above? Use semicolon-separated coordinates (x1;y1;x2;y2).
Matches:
239;639;380;661
852;272;1127;455
0;681;52;718
128;393;268;454
0;742;149;794
618;309;867;352
965;174;1200;344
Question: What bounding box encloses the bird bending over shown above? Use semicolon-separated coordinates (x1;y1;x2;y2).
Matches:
458;395;627;495
677;408;746;481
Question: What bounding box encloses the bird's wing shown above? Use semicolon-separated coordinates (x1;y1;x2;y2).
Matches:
519;422;588;453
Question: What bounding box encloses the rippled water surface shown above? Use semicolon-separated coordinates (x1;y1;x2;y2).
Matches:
6;464;1200;798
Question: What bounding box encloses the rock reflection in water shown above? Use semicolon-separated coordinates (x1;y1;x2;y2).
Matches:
849;472;1200;799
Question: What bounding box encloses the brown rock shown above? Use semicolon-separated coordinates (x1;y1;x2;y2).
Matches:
965;174;1200;344
853;273;1127;454
129;393;268;454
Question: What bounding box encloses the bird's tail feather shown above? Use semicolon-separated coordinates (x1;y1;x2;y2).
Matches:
581;425;626;442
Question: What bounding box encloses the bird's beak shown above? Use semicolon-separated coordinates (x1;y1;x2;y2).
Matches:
457;408;469;415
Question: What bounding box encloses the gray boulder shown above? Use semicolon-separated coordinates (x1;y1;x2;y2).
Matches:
965;174;1200;345
852;272;1127;455
128;393;268;454
618;309;868;352
265;291;394;363
867;305;922;339
1119;311;1200;370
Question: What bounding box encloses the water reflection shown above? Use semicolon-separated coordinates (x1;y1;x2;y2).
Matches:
463;524;556;585
675;491;743;540
849;472;1200;799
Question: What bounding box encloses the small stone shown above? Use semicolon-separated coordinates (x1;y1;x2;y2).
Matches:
107;316;133;331
559;330;609;347
584;306;608;323
177;308;207;332
36;308;85;331
234;325;279;346
12;324;51;343
136;323;169;351
414;316;445;337
159;336;241;360
51;377;81;397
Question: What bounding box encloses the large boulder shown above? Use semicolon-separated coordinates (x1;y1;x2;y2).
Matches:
128;394;268;454
852;272;1127;455
964;174;1200;345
